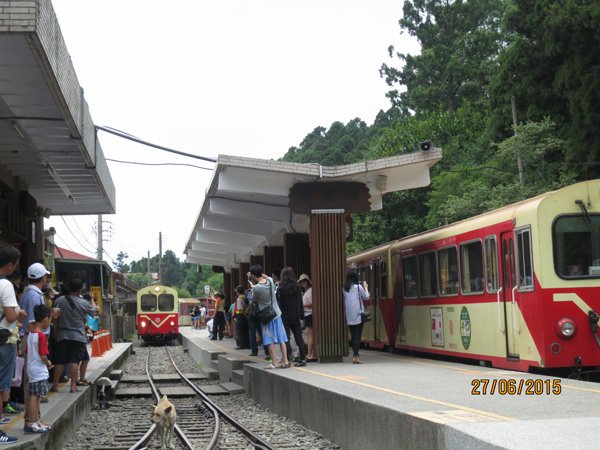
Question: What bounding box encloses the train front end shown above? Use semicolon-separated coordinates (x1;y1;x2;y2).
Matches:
136;285;179;343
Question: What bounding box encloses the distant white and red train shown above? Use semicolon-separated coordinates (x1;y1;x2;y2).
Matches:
136;285;179;343
348;180;600;373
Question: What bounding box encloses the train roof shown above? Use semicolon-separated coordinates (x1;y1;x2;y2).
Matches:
348;180;600;260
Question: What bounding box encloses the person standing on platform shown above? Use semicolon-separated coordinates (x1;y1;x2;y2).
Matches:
51;278;97;393
277;267;307;366
24;305;52;433
233;286;249;349
18;262;52;426
210;292;225;340
0;242;26;444
248;265;289;369
299;274;317;362
343;269;370;364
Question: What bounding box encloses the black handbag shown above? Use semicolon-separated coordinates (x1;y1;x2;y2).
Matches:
360;310;372;323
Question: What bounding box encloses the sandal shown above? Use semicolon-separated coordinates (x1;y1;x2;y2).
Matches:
69;388;79;393
76;380;92;386
264;363;282;369
279;363;291;369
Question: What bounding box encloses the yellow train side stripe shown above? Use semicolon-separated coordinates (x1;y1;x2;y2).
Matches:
294;367;513;422
553;293;593;316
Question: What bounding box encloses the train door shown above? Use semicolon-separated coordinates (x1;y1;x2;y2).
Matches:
500;231;520;358
371;261;381;342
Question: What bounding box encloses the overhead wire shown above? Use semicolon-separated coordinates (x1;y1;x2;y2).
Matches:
106;158;213;170
59;217;97;255
68;216;97;250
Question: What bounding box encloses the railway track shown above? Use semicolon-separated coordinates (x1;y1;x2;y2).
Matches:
101;345;275;450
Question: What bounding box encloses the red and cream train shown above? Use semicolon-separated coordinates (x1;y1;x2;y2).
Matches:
136;284;179;343
348;180;600;373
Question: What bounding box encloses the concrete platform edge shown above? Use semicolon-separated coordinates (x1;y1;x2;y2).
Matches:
180;333;503;450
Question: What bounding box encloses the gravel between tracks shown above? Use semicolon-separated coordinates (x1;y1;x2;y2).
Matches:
65;343;341;449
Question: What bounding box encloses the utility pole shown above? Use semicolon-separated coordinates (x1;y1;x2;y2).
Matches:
511;96;524;186
147;251;151;285
97;214;103;260
158;232;163;284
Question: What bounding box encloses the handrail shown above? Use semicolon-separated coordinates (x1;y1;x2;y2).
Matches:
496;287;505;334
511;285;520;333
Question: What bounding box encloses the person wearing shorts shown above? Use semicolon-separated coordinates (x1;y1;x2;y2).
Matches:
25;304;53;433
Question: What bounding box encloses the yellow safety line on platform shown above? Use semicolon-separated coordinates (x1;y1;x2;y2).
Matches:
294;367;513;422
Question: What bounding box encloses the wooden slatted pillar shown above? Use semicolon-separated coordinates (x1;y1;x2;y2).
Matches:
250;255;264;270
311;211;347;362
289;181;370;363
231;268;240;293
264;246;284;278
223;272;232;302
239;262;250;283
284;233;310;277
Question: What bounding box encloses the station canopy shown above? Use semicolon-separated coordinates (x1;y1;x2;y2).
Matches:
184;150;442;270
0;3;115;216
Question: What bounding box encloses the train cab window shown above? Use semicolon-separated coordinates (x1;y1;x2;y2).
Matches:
438;247;459;296
485;236;500;292
460;240;484;294
140;294;157;312
158;294;175;311
402;255;419;298
516;228;534;289
554;215;600;279
419;251;438;297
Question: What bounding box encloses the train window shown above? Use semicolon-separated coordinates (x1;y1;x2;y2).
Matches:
485;236;500;292
419;251;438;297
460;241;484;294
516;228;534;289
438;247;458;296
140;294;157;312
158;294;175;311
402;255;419;298
554;215;600;279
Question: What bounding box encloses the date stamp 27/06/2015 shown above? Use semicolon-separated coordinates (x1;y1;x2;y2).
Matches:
471;378;561;395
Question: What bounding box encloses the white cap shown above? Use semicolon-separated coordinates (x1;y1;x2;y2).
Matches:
27;262;50;279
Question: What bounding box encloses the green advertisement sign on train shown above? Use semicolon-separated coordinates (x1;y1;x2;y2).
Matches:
460;306;471;350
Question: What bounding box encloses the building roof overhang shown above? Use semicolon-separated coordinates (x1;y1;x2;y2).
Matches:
0;2;115;216
184;149;442;269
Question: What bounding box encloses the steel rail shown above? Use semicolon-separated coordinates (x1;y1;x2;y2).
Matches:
128;346;195;450
164;346;275;450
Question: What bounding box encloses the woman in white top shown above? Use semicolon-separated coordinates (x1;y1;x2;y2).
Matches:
343;269;370;364
299;274;317;362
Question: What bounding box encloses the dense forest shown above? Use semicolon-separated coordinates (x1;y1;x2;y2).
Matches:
119;0;600;296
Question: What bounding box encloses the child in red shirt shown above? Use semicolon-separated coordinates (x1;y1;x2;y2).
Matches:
25;305;53;433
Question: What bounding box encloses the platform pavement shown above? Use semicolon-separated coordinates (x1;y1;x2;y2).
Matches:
2;342;131;449
180;326;600;450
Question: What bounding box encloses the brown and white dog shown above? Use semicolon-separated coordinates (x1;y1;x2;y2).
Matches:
151;395;177;449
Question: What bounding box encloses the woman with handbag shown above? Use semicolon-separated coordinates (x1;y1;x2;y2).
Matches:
343;269;370;364
248;265;289;369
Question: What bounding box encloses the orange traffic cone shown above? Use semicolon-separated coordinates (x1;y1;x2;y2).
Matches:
91;335;101;357
106;331;113;350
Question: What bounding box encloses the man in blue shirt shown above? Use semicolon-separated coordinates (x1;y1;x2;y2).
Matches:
19;263;51;424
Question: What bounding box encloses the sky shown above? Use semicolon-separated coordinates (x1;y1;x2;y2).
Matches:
45;0;419;268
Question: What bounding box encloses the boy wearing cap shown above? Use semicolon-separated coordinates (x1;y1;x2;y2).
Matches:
18;262;51;425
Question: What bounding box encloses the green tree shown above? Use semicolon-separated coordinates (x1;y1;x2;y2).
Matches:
161;250;183;287
489;0;600;176
380;0;505;114
112;251;130;273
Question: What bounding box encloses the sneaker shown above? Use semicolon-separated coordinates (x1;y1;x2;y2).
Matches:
294;360;307;367
9;403;24;413
23;422;50;433
40;396;48;403
2;404;16;415
0;417;11;425
0;430;17;444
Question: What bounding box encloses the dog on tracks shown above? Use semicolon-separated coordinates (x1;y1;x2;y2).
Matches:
151;395;177;449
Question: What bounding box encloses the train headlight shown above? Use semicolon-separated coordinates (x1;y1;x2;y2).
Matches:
169;320;175;326
140;320;147;328
555;318;576;339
